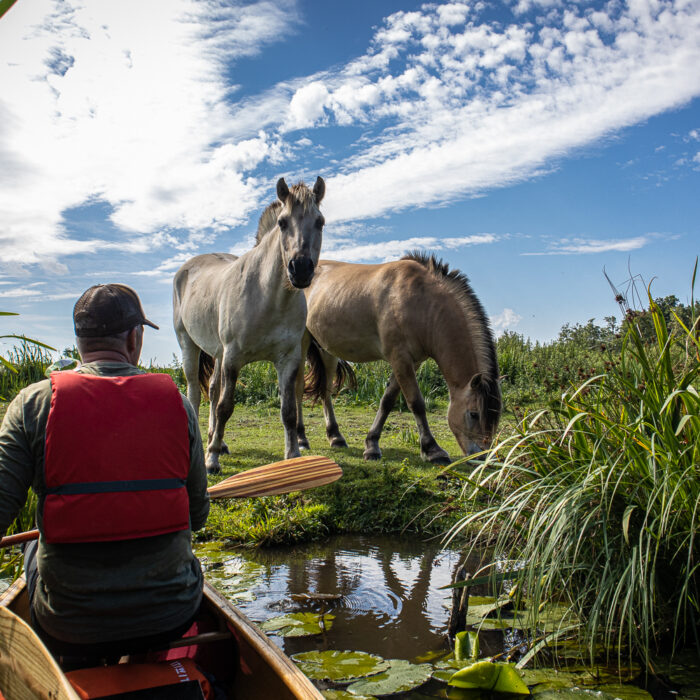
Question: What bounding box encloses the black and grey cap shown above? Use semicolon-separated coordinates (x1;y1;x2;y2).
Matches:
73;284;159;338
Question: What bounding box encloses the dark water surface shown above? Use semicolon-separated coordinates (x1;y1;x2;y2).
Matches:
200;534;460;662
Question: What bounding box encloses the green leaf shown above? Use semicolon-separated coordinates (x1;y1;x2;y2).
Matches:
259;612;333;637
321;691;375;700
346;659;433;696
292;650;388;682
622;505;636;546
448;661;530;695
455;630;479;662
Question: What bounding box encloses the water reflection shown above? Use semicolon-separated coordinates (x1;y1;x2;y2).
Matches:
199;534;461;661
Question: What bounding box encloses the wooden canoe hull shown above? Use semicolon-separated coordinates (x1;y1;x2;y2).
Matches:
0;577;322;700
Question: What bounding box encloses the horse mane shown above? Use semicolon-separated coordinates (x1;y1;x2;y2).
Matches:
255;181;318;246
401;251;502;427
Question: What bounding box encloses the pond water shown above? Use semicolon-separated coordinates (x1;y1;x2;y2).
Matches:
198;534;460;662
196;534;700;699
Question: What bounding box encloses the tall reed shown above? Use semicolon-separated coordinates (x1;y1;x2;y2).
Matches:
447;278;699;668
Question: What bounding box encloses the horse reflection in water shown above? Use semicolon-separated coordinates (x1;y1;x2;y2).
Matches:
173;177;325;473
298;252;501;464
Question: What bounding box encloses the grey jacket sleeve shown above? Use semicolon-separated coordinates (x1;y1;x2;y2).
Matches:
182;395;210;531
0;391;35;537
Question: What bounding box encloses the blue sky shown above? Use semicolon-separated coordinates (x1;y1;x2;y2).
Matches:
1;0;698;365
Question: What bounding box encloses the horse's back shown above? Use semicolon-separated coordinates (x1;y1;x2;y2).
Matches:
306;259;435;363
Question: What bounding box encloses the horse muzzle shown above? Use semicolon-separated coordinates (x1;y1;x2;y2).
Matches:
287;257;315;288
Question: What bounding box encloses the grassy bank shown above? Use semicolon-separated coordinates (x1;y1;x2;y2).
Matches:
199;401;477;546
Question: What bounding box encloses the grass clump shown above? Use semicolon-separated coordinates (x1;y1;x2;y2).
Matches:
447;275;700;669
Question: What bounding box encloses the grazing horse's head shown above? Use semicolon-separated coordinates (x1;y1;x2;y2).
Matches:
447;373;502;457
274;177;325;289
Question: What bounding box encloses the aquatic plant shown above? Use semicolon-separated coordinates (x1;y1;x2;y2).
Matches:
447;269;700;669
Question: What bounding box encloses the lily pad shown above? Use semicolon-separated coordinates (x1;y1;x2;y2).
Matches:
291;650;389;682
347;659;433;696
322;691;375;700
449;661;530;695
433;657;474;683
519;668;597;688
259;612;334;637
455;631;479;662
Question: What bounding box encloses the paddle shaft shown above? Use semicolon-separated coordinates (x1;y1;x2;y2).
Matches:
0;455;341;549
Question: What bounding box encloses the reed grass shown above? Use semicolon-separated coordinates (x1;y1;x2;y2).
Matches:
446;275;700;669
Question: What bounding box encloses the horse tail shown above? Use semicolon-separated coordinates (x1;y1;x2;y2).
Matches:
198;351;215;399
335;358;357;394
304;337;357;401
304;337;326;402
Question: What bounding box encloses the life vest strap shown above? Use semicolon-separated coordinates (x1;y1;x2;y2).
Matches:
46;478;187;495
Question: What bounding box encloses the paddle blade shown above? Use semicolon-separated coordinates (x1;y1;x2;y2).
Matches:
207;455;342;499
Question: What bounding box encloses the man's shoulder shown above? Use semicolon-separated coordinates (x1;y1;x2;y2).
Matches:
15;377;52;404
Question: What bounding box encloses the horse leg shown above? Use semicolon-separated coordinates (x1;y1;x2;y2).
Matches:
390;361;451;465
320;352;348;448
206;353;238;475
295;333;310;450
276;356;301;460
177;333;201;417
207;358;229;456
363;373;400;460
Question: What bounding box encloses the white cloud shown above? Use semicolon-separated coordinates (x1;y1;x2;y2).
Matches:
491;308;522;334
0;0;298;267
523;236;651;256
322;233;497;263
286;81;329;130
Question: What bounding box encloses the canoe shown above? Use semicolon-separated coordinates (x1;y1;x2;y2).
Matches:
0;576;323;700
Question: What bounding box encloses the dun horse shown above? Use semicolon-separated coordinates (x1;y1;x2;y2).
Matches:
297;253;501;464
174;177;325;474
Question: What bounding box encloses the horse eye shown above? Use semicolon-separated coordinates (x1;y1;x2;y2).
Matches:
278;217;288;230
315;217;324;230
469;411;479;421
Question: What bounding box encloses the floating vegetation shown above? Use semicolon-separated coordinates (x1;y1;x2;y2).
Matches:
259;612;334;637
346;659;433;696
454;631;479;663
195;542;264;604
448;661;530;695
292;650;389;682
321;690;374;700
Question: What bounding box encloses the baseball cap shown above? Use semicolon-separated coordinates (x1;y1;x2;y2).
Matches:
73;284;159;337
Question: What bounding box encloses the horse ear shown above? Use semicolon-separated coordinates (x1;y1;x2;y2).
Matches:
276;178;289;202
470;373;482;390
313;176;325;204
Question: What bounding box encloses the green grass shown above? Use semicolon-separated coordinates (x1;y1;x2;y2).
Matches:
199;401;475;546
446;283;700;668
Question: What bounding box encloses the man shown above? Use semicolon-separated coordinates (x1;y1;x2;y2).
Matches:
0;284;209;665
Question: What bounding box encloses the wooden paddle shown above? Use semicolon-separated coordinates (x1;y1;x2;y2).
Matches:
0;455;342;549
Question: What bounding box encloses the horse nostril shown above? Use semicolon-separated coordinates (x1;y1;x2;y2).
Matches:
288;257;314;282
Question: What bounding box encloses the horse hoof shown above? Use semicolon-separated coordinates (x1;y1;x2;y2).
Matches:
220;443;230;455
363;449;381;461
330;437;348;449
298;439;310;450
206;464;222;476
424;451;451;466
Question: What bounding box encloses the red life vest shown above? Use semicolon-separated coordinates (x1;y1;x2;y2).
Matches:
43;372;191;544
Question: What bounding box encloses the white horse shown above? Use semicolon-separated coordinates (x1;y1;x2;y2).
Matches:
173;177;325;474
